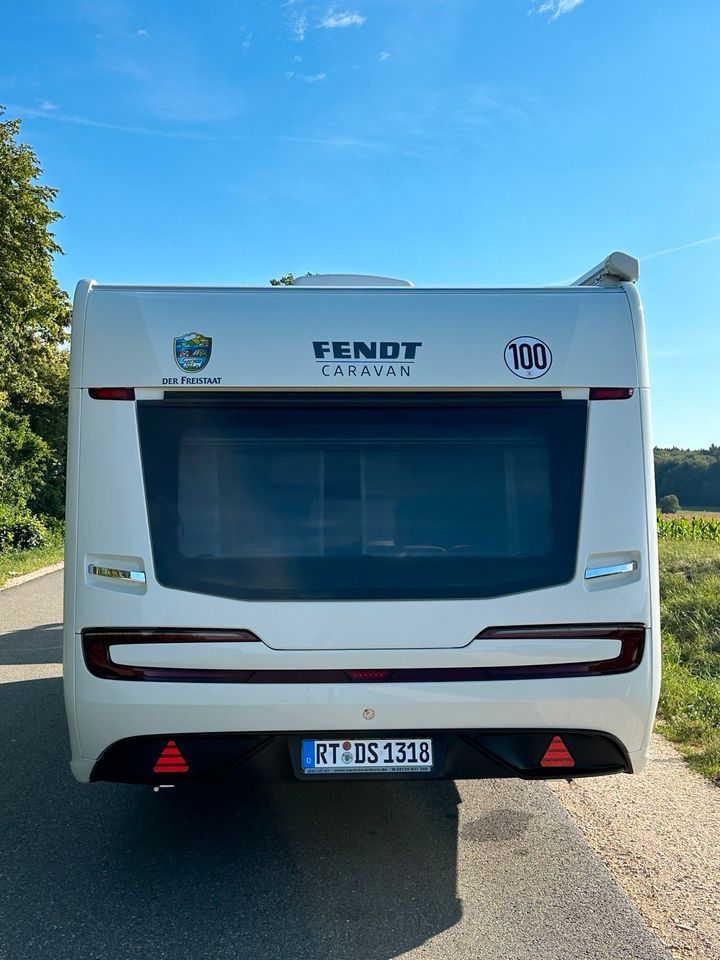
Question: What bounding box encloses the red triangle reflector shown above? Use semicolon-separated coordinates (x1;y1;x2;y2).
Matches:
540;735;575;768
153;740;189;774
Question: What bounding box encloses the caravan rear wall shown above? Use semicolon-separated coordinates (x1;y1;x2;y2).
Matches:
63;254;660;784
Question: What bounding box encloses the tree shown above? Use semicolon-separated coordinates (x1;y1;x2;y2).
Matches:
658;494;680;514
0;107;70;516
269;273;316;285
0;408;49;508
655;447;720;510
25;348;69;516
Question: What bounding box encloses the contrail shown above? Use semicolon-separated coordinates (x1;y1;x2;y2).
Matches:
8;105;242;142
641;234;720;261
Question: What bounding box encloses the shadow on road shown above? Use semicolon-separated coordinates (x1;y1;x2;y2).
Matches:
0;676;462;960
0;573;674;960
0;622;62;665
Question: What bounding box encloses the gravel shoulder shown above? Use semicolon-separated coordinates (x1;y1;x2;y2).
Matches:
551;733;720;959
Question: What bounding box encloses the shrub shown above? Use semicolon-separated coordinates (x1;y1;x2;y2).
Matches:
659;494;680;513
41;515;65;539
0;506;50;553
0;409;50;510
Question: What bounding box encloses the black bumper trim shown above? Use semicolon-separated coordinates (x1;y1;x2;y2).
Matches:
89;728;631;784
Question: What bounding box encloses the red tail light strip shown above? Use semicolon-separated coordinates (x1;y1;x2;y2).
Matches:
475;624;642;641
589;387;634;400
88;387;633;403
82;624;645;682
88;387;136;400
83;629;260;681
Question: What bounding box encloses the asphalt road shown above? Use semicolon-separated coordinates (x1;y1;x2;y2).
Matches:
0;571;672;960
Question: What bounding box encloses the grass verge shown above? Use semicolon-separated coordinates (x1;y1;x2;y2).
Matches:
658;540;720;781
0;535;64;587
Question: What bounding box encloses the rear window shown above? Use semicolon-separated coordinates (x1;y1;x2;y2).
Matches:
137;394;587;601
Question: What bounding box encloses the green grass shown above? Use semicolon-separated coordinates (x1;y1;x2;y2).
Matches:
0;534;64;587
658;540;720;781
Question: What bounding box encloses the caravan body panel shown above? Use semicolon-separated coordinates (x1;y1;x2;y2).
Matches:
64;277;660;784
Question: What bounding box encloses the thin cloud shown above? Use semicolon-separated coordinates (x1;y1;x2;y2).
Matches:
100;51;239;122
641;234;720;262
279;132;426;160
11;105;241;141
285;71;327;82
82;4;240;121
40;99;59;111
388;85;537;143
458;86;534;124
281;133;389;153
379;51;390;61
531;0;585;21
318;11;366;28
290;11;308;40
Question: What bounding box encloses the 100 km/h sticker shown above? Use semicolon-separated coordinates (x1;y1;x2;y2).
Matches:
504;337;552;379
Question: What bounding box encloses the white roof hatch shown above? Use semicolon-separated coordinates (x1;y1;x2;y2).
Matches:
290;274;413;287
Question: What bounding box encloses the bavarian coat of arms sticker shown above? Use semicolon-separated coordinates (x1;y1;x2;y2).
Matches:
174;332;212;372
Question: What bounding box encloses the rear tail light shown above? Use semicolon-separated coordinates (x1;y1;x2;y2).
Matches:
83;624;645;683
473;623;645;677
88;387;136;400
83;629;260;681
589;387;634;400
476;623;642;642
346;670;391;681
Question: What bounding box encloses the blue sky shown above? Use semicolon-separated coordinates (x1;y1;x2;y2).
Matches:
3;0;719;448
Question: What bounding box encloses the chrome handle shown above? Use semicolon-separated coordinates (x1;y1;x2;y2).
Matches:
88;564;146;583
584;561;637;580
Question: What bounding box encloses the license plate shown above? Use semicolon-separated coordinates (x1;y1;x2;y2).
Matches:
301;738;433;774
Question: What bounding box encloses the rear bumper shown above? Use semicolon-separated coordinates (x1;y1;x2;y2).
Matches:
88;729;631;784
66;626;659;783
67;665;657;775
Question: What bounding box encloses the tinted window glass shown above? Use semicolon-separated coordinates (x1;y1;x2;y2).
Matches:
138;396;587;600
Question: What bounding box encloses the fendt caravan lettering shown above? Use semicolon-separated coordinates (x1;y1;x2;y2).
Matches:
312;340;423;359
64;255;660;785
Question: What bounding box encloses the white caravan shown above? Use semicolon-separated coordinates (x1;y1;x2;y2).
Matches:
64;252;660;784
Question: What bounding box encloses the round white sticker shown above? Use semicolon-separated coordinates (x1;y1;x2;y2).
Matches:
504;337;552;380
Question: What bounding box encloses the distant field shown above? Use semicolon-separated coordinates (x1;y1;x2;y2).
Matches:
659;509;720;520
658;511;720;542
